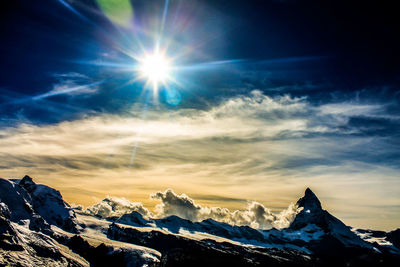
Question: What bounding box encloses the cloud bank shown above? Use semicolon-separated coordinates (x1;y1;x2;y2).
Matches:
85;196;151;219
84;188;301;229
151;189;299;229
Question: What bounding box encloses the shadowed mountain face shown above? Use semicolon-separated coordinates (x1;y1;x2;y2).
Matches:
288;188;375;255
1;176;400;266
107;222;313;267
290;187;327;230
101;186;400;266
290;188;366;241
19;175;81;233
297;188;322;212
0;177;87;266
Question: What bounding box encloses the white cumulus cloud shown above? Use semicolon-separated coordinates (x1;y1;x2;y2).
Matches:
82;188;302;230
85;196;151;219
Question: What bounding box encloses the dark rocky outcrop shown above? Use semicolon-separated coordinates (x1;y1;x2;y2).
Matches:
387;228;400;249
290;188;369;249
19;175;81;233
0;203;23;251
107;222;313;267
2;176;400;267
0;200;88;266
64;235;126;267
108;211;149;227
56;234;160;267
0;178;52;235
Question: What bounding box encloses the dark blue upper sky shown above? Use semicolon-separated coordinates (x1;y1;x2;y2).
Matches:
1;0;399;125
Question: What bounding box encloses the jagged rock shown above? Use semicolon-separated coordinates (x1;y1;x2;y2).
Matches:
290;188;325;230
0;204;23;251
19;175;36;192
352;228;400;255
61;234;160;267
107;222;312;267
2;176;400;266
0;178;35;222
0;201;88;266
109;211;149;227
289;188;370;249
0;203;11;220
198;218;266;241
0;178;52;235
387;228;400;249
109;213;266;243
297;188;322;212
19;175;81;233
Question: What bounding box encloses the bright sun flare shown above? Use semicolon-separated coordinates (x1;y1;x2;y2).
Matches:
139;52;171;87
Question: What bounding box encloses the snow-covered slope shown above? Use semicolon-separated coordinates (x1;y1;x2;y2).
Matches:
0;176;161;267
105;188;376;254
19;175;81;233
353;228;400;254
0;194;88;266
0;178;52;234
1;176;399;266
288;188;372;250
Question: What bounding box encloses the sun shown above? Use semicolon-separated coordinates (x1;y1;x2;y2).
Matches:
138;52;171;88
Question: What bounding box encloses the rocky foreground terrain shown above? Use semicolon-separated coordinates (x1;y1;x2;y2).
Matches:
1;175;399;266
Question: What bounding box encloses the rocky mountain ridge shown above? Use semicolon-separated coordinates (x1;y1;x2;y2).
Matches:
1;175;399;266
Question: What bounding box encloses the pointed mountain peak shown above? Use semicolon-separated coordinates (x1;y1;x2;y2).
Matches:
296;187;322;212
19;175;36;192
21;175;34;182
305;187;313;195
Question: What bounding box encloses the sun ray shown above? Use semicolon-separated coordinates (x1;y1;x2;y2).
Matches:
137;50;172;94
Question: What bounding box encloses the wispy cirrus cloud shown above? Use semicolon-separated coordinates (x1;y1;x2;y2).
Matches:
0;90;399;230
1;72;102;107
46;72;101;97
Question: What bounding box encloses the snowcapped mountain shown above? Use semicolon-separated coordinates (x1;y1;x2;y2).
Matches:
286;187;374;252
19;175;81;233
105;187;394;255
0;176;160;267
0;177;86;266
1;175;399;266
0;203;88;266
0;177;52;235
